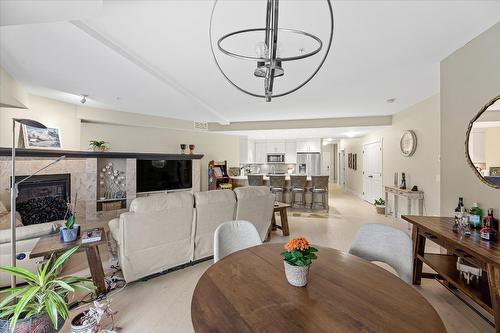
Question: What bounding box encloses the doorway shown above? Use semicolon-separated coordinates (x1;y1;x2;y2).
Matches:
362;140;383;203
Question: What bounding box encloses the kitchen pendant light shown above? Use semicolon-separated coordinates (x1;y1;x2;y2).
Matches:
209;0;334;102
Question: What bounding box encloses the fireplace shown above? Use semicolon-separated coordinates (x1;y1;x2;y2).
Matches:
14;173;71;226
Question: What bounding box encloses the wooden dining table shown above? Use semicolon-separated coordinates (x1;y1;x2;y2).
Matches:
191;243;446;333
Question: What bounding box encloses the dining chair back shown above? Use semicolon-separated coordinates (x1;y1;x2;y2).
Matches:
290;175;307;208
214;220;262;262
310;175;329;209
247;174;264;186
348;223;413;284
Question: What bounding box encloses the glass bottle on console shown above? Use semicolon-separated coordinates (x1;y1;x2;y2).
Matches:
469;203;483;230
480;209;498;241
453;197;465;232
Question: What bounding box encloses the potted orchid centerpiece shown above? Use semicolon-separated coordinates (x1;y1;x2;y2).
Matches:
280;237;318;287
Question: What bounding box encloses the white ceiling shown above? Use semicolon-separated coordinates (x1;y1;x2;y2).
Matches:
1;1;500;123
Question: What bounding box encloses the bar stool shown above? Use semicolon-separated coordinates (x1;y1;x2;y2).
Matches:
289;175;307;208
247;174;264;186
269;175;286;202
310;176;329;209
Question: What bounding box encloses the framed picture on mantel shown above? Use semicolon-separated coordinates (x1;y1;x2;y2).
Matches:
21;124;62;149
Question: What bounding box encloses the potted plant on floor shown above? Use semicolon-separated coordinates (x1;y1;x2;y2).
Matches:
374;198;386;214
0;246;96;333
280;237;318;287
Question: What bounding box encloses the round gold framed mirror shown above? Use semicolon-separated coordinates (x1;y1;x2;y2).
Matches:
465;94;500;189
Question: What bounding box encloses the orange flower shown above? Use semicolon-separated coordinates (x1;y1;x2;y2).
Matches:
284;237;310;252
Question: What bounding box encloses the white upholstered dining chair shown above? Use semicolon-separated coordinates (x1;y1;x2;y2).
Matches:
348;223;413;284
213;220;262;263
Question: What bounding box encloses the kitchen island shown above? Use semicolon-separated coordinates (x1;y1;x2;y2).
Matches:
230;175;327;207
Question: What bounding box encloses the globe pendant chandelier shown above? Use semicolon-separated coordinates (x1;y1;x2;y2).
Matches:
209;0;334;102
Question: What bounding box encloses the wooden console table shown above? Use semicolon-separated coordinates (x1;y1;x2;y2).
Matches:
403;215;500;332
385;185;424;218
30;228;107;295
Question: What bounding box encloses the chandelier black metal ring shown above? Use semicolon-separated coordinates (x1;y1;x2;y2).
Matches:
209;0;334;102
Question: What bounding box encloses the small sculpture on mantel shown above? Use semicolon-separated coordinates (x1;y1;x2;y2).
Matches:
399;172;407;190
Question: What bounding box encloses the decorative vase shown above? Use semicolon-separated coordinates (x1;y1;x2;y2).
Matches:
284;261;310;287
0;313;64;333
180;144;187;154
71;311;99;333
189;144;195;154
61;227;78;242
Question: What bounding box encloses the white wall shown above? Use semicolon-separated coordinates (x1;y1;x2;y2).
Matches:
340;94;441;215
440;21;500;216
0;94;240;192
485;127;500;172
80;122;239;191
0;94;81;150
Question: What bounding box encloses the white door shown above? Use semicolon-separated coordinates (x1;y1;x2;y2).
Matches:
338;150;346;190
321;151;333;179
362;141;383;203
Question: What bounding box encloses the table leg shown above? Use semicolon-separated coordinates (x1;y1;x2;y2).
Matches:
85;246;106;295
418;199;424;216
272;212;277;231
412;226;426;285
487;264;500;333
394;195;399;218
385;191;388;217
281;208;290;236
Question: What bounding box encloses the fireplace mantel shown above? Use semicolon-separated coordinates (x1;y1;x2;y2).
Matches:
0;147;204;160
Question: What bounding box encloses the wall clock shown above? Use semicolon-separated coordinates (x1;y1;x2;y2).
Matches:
400;130;417;157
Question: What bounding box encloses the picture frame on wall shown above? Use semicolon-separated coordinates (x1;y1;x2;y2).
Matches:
22;124;62;149
348;153;352;169
353;153;357;170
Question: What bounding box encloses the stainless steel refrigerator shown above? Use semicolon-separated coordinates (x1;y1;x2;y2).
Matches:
296;152;321;176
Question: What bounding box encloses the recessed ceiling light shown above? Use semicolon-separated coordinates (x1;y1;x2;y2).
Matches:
80;94;88;104
386;98;396;103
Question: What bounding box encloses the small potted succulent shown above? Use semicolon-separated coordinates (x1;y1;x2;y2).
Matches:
280;237;318;287
0;246;96;333
374;198;386;214
89;140;108;152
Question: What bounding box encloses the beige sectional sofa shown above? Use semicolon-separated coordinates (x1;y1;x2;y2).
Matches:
108;186;274;283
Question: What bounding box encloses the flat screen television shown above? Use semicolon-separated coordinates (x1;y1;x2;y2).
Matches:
136;159;192;193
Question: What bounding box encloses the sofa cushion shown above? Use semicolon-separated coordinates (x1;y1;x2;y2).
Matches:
0;221;59;244
130;192;193;213
193;190;236;260
234;186;275;242
108;218;120;244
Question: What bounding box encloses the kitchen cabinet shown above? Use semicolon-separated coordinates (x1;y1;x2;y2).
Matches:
285;141;297;163
266;141;285;153
255;142;267;163
296;139;321;152
239;137;255;163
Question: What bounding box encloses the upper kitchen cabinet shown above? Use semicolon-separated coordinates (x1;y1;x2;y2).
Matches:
296;139;321;152
266;141;285;153
285;141;297;163
255;142;267;163
239;137;255;163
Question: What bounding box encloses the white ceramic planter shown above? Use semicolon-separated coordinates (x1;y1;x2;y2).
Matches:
284;261;310;287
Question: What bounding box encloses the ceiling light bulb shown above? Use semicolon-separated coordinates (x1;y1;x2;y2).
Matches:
255;42;269;59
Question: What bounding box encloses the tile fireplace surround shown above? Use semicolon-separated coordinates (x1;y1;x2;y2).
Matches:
0;149;203;224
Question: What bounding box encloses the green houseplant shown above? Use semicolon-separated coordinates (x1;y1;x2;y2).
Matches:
280;237;318;287
374;198;386;214
88;140;108;152
0;246;96;333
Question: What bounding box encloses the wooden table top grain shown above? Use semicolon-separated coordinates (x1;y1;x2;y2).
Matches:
30;227;107;259
191;243;446;333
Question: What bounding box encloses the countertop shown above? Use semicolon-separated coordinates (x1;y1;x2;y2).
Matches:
230;175;312;181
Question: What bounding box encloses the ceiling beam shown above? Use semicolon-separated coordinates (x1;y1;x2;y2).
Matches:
208;115;392;132
70;20;228;123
